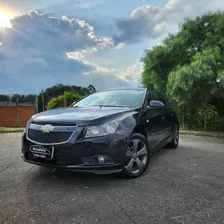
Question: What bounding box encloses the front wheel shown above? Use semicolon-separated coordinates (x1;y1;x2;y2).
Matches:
121;133;150;178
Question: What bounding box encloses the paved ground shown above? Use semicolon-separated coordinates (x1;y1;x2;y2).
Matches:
0;133;224;224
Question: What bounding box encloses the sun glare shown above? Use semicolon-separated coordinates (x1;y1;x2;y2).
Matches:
0;12;12;28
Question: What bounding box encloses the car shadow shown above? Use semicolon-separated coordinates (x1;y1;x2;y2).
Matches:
26;166;127;193
25;146;174;195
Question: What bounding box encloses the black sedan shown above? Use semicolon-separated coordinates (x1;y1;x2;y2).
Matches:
21;88;179;178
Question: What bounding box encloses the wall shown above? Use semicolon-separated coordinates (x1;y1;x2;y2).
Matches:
0;106;35;127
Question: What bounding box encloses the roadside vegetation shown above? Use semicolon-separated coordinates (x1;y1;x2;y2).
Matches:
0;127;25;132
141;12;224;131
0;84;93;111
46;89;90;110
43;84;97;110
38;84;91;111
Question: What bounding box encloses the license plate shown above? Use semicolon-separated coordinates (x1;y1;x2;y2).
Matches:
29;145;54;160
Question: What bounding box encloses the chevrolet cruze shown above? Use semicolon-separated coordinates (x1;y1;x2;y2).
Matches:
21;88;179;178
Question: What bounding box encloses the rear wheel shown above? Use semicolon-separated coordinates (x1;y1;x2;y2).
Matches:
167;124;179;149
121;133;150;178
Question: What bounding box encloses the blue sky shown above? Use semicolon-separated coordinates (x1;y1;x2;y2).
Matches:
0;0;223;94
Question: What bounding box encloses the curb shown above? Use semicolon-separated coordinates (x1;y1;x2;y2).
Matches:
180;131;224;138
0;130;24;134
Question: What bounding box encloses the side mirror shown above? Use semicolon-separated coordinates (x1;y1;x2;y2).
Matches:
149;100;165;108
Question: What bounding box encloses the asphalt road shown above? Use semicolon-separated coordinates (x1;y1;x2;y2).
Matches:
0;133;224;224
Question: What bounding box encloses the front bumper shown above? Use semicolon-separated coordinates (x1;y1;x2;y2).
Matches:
21;131;129;174
21;153;122;174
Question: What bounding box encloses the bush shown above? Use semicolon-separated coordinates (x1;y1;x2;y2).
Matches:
38;84;90;112
0;95;10;101
46;91;86;110
177;104;224;131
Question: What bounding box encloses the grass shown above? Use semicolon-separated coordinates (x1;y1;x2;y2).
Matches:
180;130;224;138
0;127;25;132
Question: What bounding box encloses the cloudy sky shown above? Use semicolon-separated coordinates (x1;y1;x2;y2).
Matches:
0;0;223;94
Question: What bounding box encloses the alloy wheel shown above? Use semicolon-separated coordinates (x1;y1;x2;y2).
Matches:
124;139;148;175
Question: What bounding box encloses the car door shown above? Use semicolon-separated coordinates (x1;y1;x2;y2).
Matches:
142;91;165;150
155;92;173;141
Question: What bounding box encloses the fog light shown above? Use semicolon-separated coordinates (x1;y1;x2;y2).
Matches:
98;156;106;164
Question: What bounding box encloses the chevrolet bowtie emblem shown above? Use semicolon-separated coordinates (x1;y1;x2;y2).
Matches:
41;124;54;133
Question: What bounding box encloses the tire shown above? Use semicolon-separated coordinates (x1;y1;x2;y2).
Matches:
121;133;150;178
167;124;179;149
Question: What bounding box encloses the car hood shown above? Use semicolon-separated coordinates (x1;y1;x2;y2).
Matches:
32;107;139;126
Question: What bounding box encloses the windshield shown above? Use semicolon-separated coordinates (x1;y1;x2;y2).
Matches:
73;89;145;108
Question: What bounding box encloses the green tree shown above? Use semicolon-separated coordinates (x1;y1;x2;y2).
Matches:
11;94;36;103
0;94;10;101
167;48;224;130
142;12;224;116
142;11;224;130
46;91;86;110
38;84;90;111
88;84;96;93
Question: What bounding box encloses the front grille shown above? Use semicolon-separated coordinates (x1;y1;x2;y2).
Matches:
27;129;72;144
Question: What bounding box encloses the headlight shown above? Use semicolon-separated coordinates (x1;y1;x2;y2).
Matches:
85;121;118;138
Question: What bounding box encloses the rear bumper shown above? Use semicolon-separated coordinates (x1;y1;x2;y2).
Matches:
22;132;129;174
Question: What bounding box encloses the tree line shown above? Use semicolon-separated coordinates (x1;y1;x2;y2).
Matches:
0;84;95;111
141;11;224;131
38;84;92;111
0;94;36;104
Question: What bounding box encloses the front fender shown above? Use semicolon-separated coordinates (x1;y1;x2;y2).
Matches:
116;115;138;138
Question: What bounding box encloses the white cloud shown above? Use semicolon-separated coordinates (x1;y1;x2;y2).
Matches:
117;63;143;84
113;0;224;44
73;0;104;8
114;42;126;50
84;66;115;75
0;11;132;93
67;47;98;61
85;61;142;88
67;47;142;89
66;45;135;90
66;36;113;63
65;35;130;89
